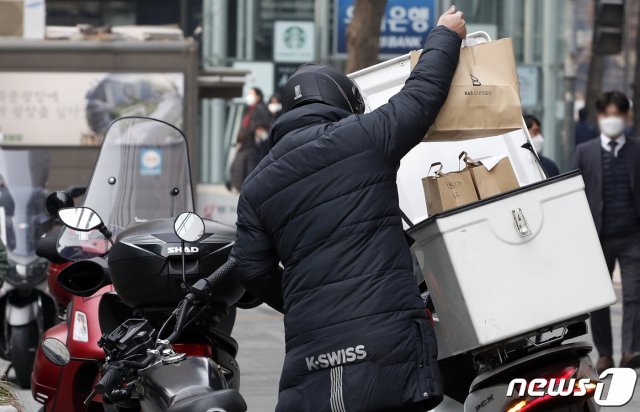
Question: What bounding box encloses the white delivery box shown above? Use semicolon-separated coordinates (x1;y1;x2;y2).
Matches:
407;172;616;359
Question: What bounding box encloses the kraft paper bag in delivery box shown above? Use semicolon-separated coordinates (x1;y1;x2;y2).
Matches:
460;151;520;198
422;162;478;216
410;38;522;141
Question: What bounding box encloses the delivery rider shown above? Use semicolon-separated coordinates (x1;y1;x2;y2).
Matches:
230;6;466;412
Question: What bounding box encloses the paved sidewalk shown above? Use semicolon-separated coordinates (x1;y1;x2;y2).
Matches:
574;283;640;411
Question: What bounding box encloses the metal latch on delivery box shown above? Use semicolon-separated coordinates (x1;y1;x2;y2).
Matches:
512;208;533;237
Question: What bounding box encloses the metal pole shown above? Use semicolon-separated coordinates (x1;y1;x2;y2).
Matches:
501;0;516;40
201;0;213;182
523;0;535;64
202;0;229;183
623;0;631;95
542;0;559;162
562;0;577;168
246;0;255;60
212;0;228;67
180;0;188;35
315;0;331;63
237;0;246;59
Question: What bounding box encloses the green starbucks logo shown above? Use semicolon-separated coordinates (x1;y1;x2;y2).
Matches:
284;26;306;49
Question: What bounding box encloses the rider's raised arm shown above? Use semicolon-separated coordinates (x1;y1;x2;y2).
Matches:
357;25;462;163
231;193;284;313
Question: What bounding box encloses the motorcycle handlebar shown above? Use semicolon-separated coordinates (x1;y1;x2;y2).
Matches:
186;258;239;303
204;258;238;291
95;367;119;394
173;258;239;334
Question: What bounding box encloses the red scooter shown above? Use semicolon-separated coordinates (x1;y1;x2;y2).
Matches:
30;190;107;411
31;283;113;411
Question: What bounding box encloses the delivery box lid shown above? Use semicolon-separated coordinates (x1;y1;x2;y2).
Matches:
407;170;582;234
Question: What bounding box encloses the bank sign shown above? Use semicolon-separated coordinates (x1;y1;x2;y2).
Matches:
335;0;436;55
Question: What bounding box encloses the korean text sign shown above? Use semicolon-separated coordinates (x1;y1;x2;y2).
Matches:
335;0;436;55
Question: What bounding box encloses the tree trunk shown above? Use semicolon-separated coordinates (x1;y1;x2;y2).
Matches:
633;3;640;134
584;0;605;125
345;0;388;73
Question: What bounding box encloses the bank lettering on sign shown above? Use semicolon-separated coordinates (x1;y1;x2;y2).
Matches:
335;0;436;55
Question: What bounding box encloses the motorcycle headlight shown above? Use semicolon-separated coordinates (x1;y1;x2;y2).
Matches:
3;262;21;286
4;257;48;287
27;257;49;284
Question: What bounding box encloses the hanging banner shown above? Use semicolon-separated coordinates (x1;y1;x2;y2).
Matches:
0;72;184;146
335;0;436;56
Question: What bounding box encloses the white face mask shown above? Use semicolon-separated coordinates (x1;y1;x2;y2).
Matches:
256;129;268;142
245;93;257;106
598;116;626;138
531;133;544;153
268;103;282;114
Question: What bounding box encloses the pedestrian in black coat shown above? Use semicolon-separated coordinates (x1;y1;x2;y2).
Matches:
230;7;465;412
230;87;272;191
575;108;598;146
524;114;559;177
572;91;640;373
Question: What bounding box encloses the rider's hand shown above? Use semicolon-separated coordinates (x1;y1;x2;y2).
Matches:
437;5;466;39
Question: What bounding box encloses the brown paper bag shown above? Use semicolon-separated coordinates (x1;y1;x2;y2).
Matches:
411;38;522;141
460;152;520;199
422;162;479;216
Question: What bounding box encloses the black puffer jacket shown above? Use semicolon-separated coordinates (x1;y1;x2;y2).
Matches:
231;26;461;412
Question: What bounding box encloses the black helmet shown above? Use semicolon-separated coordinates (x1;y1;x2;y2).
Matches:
282;64;365;115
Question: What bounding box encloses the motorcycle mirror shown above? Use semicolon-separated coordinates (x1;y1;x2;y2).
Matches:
41;337;71;366
46;191;74;216
173;212;205;243
58;207;104;232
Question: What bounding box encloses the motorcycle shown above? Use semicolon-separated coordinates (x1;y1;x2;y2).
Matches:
31;116;239;411
410;267;601;412
54;208;246;411
433;315;600;411
0;147;57;388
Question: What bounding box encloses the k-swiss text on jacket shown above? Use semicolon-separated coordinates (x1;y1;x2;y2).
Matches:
305;345;367;371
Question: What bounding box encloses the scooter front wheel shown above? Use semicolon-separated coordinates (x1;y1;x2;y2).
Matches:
9;322;38;388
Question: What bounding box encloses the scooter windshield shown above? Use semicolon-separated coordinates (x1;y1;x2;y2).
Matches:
0;148;50;258
58;117;194;260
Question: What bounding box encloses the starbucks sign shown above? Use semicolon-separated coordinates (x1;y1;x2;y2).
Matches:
274;21;315;63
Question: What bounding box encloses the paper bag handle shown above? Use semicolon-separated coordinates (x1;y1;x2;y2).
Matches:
458;151;481;169
427;162;445;177
461;31;492;47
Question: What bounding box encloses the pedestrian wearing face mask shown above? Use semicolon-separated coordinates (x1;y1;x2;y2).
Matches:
572;90;640;373
254;94;285;163
268;94;283;120
524;114;559;177
230;87;272;192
